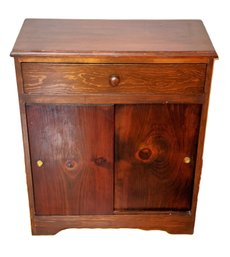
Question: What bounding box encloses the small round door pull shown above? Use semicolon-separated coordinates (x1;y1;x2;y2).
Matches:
184;157;191;164
109;75;120;87
37;160;43;167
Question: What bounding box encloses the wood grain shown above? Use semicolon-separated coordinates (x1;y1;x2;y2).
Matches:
191;59;215;214
22;93;205;105
22;63;206;95
115;104;201;211
17;56;211;64
11;19;217;57
26;105;114;215
32;213;195;235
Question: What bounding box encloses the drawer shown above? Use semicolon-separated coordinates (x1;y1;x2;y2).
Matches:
21;63;206;95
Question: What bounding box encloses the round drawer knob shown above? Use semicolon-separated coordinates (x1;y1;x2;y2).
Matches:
109;75;120;87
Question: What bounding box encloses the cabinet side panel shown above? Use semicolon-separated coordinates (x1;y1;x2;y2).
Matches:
115;104;201;211
26;105;114;215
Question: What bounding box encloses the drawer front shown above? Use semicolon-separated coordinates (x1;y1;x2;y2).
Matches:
22;63;206;95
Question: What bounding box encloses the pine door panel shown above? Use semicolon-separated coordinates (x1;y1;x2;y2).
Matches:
27;105;114;215
115;104;201;211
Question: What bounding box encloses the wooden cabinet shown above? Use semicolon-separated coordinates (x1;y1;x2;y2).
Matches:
11;19;217;235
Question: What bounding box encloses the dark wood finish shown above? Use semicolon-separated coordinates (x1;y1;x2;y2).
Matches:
32;213;194;235
22;63;206;95
27;105;114;215
17;56;211;64
191;59;215;214
14;59;37;231
115;104;201;211
11;19;217;235
22;94;205;105
11;19;217;57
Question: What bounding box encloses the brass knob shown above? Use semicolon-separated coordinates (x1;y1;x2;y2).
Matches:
109;75;120;87
184;157;191;164
37;160;43;167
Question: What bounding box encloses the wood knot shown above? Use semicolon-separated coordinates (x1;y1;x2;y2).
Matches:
138;148;152;160
94;157;107;166
135;145;158;163
65;160;77;170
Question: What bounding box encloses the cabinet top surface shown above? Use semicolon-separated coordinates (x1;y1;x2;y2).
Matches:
11;19;217;58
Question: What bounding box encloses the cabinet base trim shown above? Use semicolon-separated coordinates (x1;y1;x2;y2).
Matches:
32;214;195;235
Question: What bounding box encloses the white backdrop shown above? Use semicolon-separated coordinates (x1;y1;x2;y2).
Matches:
0;0;229;256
